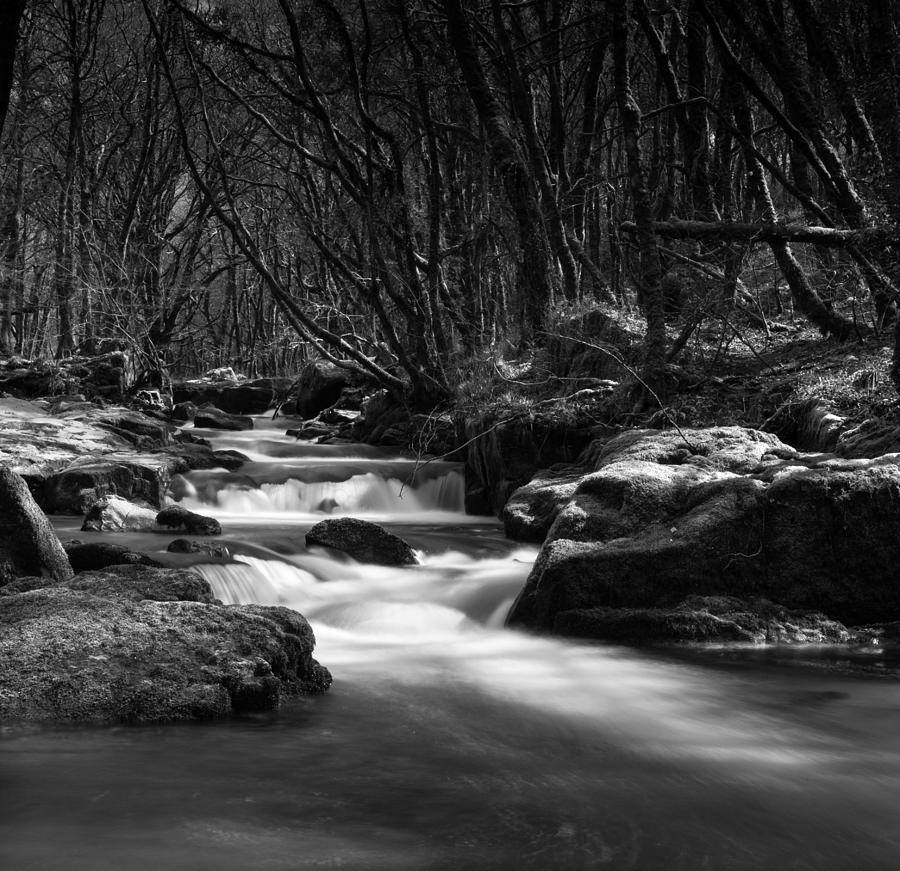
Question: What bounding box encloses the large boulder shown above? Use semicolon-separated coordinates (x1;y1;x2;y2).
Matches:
42;455;180;513
306;517;417;566
0;466;74;585
350;389;412;446
290;360;349;420
173;377;288;414
0;565;331;723
216;384;275;415
508;427;900;635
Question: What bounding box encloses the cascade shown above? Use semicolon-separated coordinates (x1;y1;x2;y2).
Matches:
12;414;900;871
180;469;466;519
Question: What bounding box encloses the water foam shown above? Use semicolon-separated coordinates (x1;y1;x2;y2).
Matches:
180;470;466;521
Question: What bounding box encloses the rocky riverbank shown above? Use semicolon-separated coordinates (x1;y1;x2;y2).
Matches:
5;344;900;726
0;366;338;724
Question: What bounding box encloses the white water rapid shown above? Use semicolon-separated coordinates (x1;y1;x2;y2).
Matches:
5;414;900;870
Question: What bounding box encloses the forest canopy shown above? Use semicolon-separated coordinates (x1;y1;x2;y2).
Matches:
0;0;898;408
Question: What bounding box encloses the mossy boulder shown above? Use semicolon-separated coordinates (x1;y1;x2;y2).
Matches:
508;427;900;636
501;465;585;543
0;565;331;723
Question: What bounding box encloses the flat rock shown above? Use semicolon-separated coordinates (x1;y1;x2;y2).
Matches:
0;397;133;471
173;379;283;415
167;538;230;557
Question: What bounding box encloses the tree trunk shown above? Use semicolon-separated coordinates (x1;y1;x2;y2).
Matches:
612;0;667;395
729;71;856;340
442;0;554;336
0;0;26;144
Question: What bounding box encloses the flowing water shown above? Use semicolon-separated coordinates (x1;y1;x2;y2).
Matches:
4;417;900;869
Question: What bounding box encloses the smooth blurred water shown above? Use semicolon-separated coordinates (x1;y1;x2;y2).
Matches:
5;415;900;870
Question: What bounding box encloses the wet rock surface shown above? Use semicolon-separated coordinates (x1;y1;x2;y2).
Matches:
157;505;222;536
63;541;163;572
554;597;854;645
306;517;418;566
193;406;254;431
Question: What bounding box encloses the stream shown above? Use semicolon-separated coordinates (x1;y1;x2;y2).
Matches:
3;416;900;869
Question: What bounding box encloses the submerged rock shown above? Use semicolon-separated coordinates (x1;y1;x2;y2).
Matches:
193;406;254;431
157;505;222;536
64;541;163;572
0;564;331;723
306;517;418;566
167;538;229;557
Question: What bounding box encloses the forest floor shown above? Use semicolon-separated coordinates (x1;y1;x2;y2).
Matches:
667;322;897;432
456;310;900;450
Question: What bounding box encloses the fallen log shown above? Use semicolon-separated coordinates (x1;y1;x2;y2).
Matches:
620;219;897;249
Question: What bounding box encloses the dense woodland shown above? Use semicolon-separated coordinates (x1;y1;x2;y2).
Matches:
0;0;899;410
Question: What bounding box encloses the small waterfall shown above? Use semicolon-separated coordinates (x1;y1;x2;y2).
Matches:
180;470;465;518
193;549;537;632
197;557;318;605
